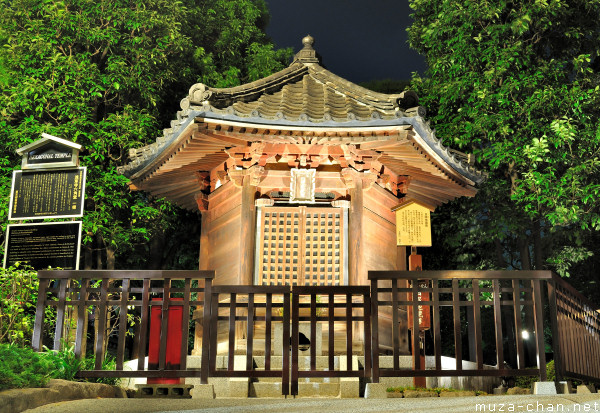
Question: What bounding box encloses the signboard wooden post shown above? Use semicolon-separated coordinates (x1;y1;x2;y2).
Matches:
407;250;429;387
393;200;434;388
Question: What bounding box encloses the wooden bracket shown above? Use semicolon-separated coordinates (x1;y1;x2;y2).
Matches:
194;192;209;211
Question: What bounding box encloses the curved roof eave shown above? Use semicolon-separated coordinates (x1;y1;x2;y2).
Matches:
119;108;485;187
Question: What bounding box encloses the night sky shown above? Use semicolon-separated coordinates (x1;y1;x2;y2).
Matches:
264;0;427;84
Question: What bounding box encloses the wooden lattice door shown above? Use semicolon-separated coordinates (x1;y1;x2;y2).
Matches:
258;206;344;286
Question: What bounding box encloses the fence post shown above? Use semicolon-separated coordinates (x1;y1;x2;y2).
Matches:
32;275;50;351
532;279;547;381
370;275;379;383
200;278;212;384
546;277;563;384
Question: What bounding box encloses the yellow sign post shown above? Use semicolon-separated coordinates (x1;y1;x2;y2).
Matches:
394;200;433;247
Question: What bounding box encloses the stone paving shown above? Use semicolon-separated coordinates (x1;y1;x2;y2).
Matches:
22;394;600;413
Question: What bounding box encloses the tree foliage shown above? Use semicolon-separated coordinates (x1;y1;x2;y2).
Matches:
408;0;600;296
0;0;291;269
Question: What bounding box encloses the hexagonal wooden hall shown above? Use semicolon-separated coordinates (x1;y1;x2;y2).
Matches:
119;36;484;352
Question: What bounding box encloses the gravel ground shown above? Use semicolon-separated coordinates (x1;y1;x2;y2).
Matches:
24;394;600;413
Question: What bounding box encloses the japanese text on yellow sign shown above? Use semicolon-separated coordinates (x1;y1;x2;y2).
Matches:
396;202;432;247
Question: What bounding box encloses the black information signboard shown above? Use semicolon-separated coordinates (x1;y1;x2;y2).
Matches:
8;167;86;220
3;222;81;269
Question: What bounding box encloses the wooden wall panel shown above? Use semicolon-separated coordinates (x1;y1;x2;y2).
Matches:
363;185;409;354
205;181;243;285
362;185;399;283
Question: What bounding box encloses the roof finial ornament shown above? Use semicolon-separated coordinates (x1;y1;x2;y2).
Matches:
294;34;320;64
302;34;314;49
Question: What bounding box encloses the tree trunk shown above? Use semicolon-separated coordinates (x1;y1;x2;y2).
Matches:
494;238;506;269
532;220;544;270
517;236;531;271
106;246;115;270
95;233;104;269
517;236;536;366
148;232;165;270
84;236;93;270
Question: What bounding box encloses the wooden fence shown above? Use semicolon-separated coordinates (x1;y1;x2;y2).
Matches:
548;273;600;384
369;271;550;382
31;269;600;396
32;270;213;381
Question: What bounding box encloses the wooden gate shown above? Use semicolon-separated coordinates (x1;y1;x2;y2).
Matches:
257;206;344;286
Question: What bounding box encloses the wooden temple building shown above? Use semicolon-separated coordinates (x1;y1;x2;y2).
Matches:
119;36;485;352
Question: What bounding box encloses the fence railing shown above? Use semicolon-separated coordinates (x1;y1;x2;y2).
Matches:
369;271;552;383
290;286;371;395
32;269;600;395
32;270;213;381
207;285;290;394
548;273;600;384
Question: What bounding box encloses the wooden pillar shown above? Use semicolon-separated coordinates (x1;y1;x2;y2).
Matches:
195;207;210;355
347;171;364;286
199;211;209;271
397;246;407;271
239;166;262;285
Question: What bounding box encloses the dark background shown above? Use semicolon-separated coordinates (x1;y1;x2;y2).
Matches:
264;0;427;83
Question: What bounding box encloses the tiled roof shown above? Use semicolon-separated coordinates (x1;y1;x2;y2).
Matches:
180;35;422;123
118;36;485;209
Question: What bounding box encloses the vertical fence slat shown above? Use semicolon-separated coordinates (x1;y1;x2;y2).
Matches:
412;280;420;371
209;289;219;375
432;280;441;371
328;293;334;372
563;290;574;376
265;293;272;371
582;306;591;378
546;280;562;382
95;278;109;370
512;279;525;369
566;292;576;375
74;278;89;359
180;277;192;370
568;294;579;376
246;292;254;372
311;293;316;371
532;279;547;381
363;290;372;378
592;311;600;377
158;279;171;371
54;278;68;350
592;311;600;378
492;279;504;370
346;293;352;371
291;289;299;395
452;279;462;371
392;279;400;371
371;278;380;383
588;308;598;379
137;278;151;371
116;278;130;370
32;277;50;351
584;305;594;378
201;279;212;384
282;289;290;396
228;293;236;371
472;280;483;370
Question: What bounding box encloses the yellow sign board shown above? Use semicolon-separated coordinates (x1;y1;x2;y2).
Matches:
395;201;432;247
